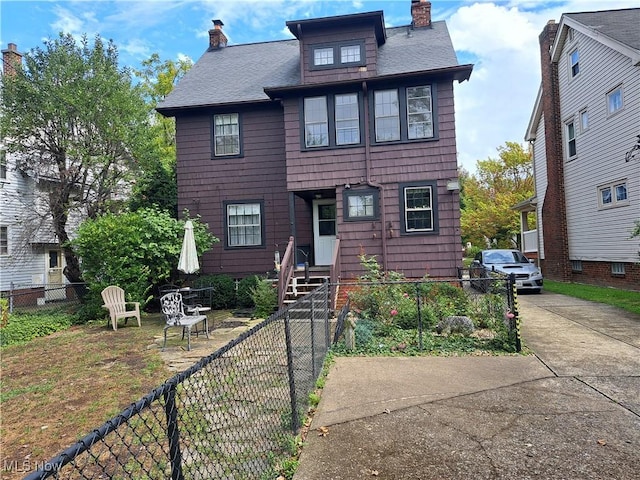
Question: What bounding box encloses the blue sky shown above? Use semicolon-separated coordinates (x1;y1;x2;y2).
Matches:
1;0;635;173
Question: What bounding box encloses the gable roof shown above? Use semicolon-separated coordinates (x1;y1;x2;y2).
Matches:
551;8;640;65
157;14;470;114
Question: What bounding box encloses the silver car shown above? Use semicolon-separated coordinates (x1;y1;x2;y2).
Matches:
470;249;543;293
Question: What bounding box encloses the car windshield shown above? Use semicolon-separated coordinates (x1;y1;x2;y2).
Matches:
483;251;529;264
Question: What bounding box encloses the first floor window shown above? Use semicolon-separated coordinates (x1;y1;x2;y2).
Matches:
566;120;577;159
226;202;263;247
304;97;329;147
343;188;379;221
598;180;628;208
607;86;623;115
214;113;240;156
400;181;439;234
0;226;7;255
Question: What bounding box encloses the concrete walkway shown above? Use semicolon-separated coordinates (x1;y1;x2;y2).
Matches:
293;292;640;479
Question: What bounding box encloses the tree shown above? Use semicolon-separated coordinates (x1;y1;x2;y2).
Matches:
460;142;533;249
72;208;217;320
1;33;152;283
127;54;193;216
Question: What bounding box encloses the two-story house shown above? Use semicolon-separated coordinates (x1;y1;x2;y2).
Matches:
158;0;472;301
521;8;640;290
1;43;69;301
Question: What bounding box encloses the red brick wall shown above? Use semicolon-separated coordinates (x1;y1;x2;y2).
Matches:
567;260;640;291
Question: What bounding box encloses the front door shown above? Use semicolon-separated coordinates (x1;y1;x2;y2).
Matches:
313;200;337;266
45;249;66;301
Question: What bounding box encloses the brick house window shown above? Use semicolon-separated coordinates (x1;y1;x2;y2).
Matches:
343;188;379;221
213;113;241;156
399;181;439;234
571;260;582;272
565;120;577;159
611;263;625;275
607;86;623;115
224;201;264;248
0;226;7;255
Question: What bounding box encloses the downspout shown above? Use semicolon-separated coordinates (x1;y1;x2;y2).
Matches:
362;81;388;272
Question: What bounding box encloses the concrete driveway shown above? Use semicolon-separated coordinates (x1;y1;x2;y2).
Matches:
293;291;640;479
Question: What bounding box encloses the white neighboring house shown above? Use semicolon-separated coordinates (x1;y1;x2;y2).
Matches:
1;43;69;301
522;8;640;290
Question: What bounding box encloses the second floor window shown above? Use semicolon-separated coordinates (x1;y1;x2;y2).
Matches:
303;93;361;149
0;226;7;255
566;120;576;159
374;85;434;143
569;49;580;77
311;41;365;69
214;113;240;156
607;86;623;115
598;181;628;209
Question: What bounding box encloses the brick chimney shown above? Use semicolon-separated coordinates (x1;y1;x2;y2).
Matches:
2;43;22;76
208;20;227;50
538;20;571;281
411;0;432;28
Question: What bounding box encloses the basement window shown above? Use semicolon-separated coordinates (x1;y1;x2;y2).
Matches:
611;263;625;275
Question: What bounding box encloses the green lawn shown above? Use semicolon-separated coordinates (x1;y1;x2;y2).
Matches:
544;280;640;316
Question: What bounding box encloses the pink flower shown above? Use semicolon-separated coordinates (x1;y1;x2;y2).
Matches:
403;293;409;298
506;312;515;319
390;309;398;316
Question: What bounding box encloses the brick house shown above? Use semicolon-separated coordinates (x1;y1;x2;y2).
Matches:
521;8;640;290
157;0;473;301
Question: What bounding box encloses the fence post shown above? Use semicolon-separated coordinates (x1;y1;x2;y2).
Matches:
310;291;317;381
284;311;300;432
164;384;184;480
324;280;330;350
415;282;423;351
9;281;14;313
507;274;522;352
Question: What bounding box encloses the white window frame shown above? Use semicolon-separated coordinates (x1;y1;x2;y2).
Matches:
607;86;623;115
611;263;625;275
402;184;436;233
569;48;580;77
0;150;6;180
565;120;577;159
0;226;8;255
226;202;263;247
579;108;589;133
214;113;240;156
598;180;628;209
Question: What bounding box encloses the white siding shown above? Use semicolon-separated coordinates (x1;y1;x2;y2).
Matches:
532;116;548;260
558;29;640;263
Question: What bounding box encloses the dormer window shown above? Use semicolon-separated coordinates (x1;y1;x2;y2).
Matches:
311;40;365;69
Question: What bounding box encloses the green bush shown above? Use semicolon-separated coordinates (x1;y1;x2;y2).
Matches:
194;274;236;309
238;275;261;308
0;310;75;347
251;279;277;318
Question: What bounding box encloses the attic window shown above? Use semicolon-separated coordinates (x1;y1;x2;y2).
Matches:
311;40;365;69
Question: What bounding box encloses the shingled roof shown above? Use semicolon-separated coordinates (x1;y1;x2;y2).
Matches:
157;13;467;113
565;8;640;51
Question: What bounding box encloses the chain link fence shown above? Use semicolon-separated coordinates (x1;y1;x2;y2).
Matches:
23;283;348;480
1;283;86;313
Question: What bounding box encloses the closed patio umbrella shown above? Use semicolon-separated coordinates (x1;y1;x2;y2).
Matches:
178;220;199;274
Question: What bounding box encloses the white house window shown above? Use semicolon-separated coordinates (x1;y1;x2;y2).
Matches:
569;49;580;77
304;97;329;147
598;180;628;208
314;47;333;66
226;203;263;247
214;113;240;156
579;108;589;132
0;226;8;255
340;45;361;64
607;86;623;115
400;182;438;234
566;120;577;159
0;150;6;180
374;90;400;142
407;86;433;139
611;263;625;275
571;260;582;272
335;94;360;145
343;188;379;221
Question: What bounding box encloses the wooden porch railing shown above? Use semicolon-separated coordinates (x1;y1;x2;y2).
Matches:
277;236;295;307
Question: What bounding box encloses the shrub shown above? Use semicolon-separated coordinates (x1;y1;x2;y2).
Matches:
0;310;75;347
251;279;277;318
237;275;261;308
194;274;236;309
